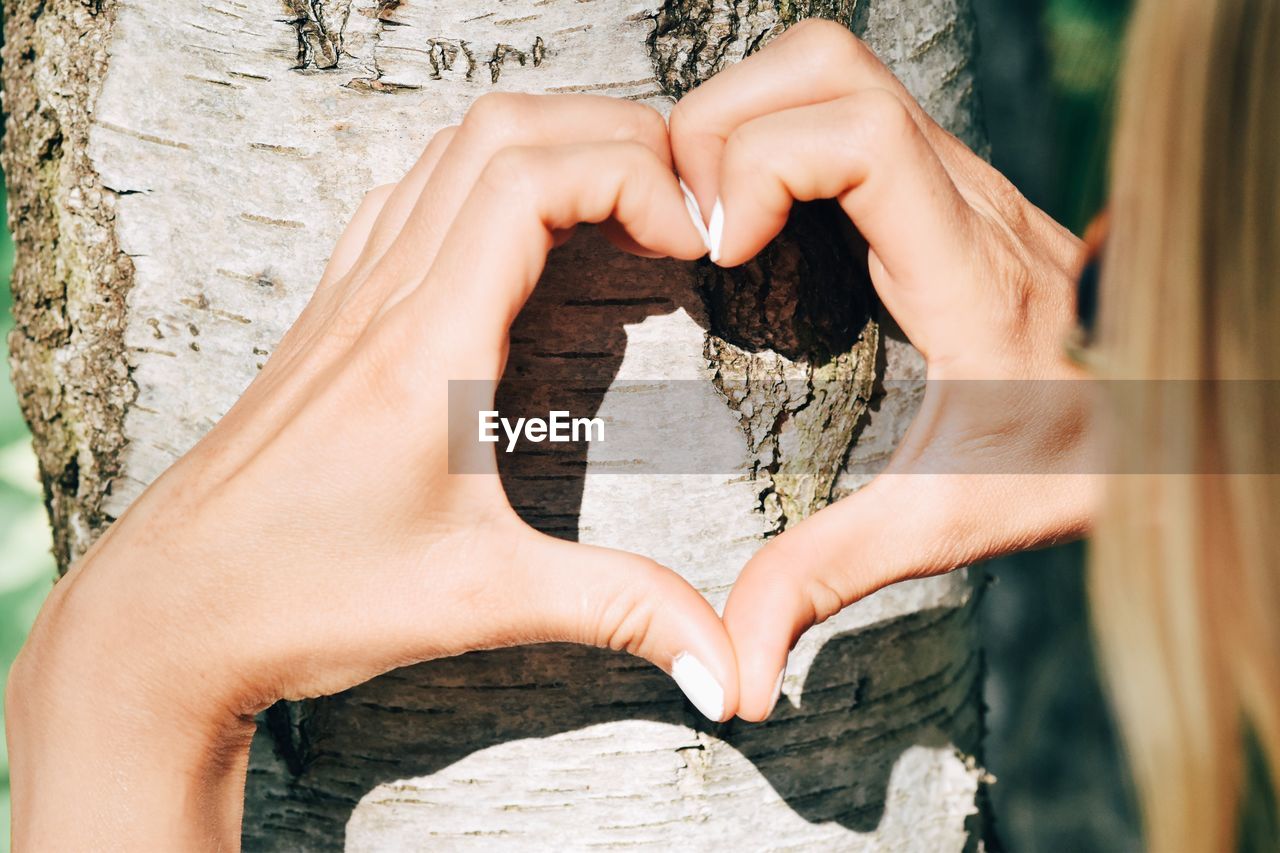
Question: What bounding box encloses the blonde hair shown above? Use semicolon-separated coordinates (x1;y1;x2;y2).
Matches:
1092;0;1280;849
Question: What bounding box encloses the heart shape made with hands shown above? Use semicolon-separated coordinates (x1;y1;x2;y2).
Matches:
53;21;1088;746
7;22;1099;852
364;17;1090;726
473;20;1090;730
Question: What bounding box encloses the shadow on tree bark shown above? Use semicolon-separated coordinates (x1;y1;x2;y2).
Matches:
249;607;981;848
244;211;982;849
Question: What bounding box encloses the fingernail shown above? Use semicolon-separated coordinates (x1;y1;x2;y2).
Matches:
672;651;725;722
678;179;712;254
766;668;785;718
707;198;724;263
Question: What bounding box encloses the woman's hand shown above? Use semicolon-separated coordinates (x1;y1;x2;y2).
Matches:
6;94;738;850
669;19;1098;721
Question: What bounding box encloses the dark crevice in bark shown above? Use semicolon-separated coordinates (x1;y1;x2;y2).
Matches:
698;202;879;533
697;200;875;363
263;699;324;778
646;3;883;533
344;0;421;93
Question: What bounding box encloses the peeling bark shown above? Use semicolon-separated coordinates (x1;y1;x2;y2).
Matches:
5;0;991;848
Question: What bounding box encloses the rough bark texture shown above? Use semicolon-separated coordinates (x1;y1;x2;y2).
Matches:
2;0;134;566
5;0;991;849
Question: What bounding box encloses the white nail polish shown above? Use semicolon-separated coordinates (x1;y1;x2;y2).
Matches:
707;198;724;263
678;179;712;254
672;651;725;722
766;668;785;718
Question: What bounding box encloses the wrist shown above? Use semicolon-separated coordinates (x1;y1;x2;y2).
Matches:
6;573;256;850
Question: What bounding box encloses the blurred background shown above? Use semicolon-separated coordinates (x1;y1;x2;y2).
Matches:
972;0;1140;849
0;0;1133;849
0;177;54;843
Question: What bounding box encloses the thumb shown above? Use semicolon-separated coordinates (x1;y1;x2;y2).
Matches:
723;474;975;722
507;531;739;723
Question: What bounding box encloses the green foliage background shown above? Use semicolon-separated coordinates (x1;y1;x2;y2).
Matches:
0;0;1131;847
0;181;53;847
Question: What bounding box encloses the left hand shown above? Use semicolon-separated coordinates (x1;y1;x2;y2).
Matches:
669;19;1098;721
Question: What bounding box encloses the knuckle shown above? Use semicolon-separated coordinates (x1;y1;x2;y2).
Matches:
614;142;664;212
479;145;543;200
786;16;853;46
613;102;669;146
845;88;915;151
548;99;671;158
803;571;849;627
789;17;863;66
603;599;655;657
614;138;657;167
461;92;533;142
985;173;1032;226
596;561;665;656
641;103;671;142
723;124;767;175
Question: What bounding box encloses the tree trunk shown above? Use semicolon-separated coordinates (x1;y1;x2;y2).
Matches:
4;0;990;849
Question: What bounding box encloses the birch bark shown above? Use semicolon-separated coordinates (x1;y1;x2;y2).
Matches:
4;0;991;848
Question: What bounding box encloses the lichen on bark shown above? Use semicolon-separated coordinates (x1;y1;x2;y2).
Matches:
2;0;135;570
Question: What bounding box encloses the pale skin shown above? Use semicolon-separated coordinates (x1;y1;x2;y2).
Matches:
6;19;1095;850
670;19;1096;721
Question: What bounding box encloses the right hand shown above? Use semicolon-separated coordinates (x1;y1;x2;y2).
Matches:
669;19;1099;721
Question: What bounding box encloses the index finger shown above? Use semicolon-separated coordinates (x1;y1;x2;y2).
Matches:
669;18;959;209
378;140;709;382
